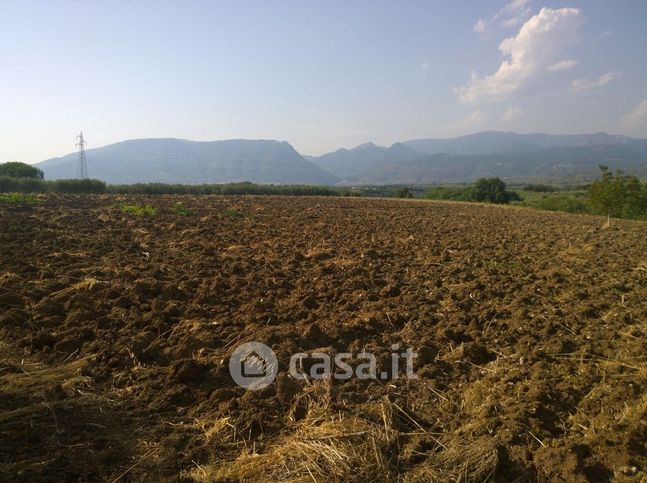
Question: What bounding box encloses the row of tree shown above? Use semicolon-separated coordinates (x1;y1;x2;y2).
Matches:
423;169;647;219
426;177;521;204
107;181;343;196
2;161;646;218
0;176;107;193
0;162;345;196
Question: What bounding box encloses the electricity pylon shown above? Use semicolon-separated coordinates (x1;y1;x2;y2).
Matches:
76;131;88;179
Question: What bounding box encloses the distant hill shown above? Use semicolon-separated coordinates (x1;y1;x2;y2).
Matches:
350;145;647;185
402;131;647;156
308;141;428;182
37;138;339;185
307;142;388;182
309;131;647;185
35;132;647;186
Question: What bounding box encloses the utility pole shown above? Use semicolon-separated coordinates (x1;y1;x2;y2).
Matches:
76;131;88;179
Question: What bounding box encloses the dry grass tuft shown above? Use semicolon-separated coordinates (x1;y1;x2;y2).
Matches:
188;378;499;482
189;380;398;482
287;377;334;422
403;436;498;482
0;356;90;399
49;277;104;301
190;411;397;482
0;344;92;422
194;416;236;444
0;403;55;423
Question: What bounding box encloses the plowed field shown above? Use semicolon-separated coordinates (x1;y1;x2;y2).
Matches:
1;195;645;482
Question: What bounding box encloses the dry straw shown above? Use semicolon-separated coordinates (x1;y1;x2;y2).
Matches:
188;379;499;482
0;343;92;423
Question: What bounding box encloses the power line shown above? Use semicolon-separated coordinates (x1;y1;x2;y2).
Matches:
76;131;88;179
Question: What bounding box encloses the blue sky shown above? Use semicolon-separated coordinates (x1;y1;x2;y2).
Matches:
1;0;646;162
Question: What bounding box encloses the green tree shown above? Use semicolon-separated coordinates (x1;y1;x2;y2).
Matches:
395;187;413;198
0;162;44;179
472;177;518;204
588;165;647;220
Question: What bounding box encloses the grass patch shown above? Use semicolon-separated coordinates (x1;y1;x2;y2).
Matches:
119;204;157;216
0;193;42;204
171;203;196;216
512;189;591;214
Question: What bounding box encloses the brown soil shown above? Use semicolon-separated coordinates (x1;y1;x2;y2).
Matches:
0;194;645;482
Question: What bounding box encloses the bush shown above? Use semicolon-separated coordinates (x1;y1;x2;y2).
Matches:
0;178;346;197
20;178;48;192
536;195;589;214
0;176;47;193
52;179;106;194
107;182;340;196
426;178;518;204
108;183;194;195
523;184;557;192
395;187;414;198
0;177;106;194
426;185;475;202
588;166;647;219
0;162;44;179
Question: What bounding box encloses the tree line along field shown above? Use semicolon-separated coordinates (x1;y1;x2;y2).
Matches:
2;159;647;221
0;194;646;481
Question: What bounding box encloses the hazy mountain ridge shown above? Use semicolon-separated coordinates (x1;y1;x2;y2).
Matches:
37;138;338;185
35;131;647;186
350;145;647;185
401;131;647;156
307;142;388;181
312;131;647;184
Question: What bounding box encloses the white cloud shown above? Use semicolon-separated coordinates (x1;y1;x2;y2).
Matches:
501;106;523;122
474;0;533;34
571;71;623;92
457;7;583;104
473;18;487;33
420;62;430;70
547;59;578;72
621;99;647;129
446;110;486;133
500;14;531;28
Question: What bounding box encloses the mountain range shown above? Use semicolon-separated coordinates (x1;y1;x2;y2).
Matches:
36;131;647;185
37;138;337;185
